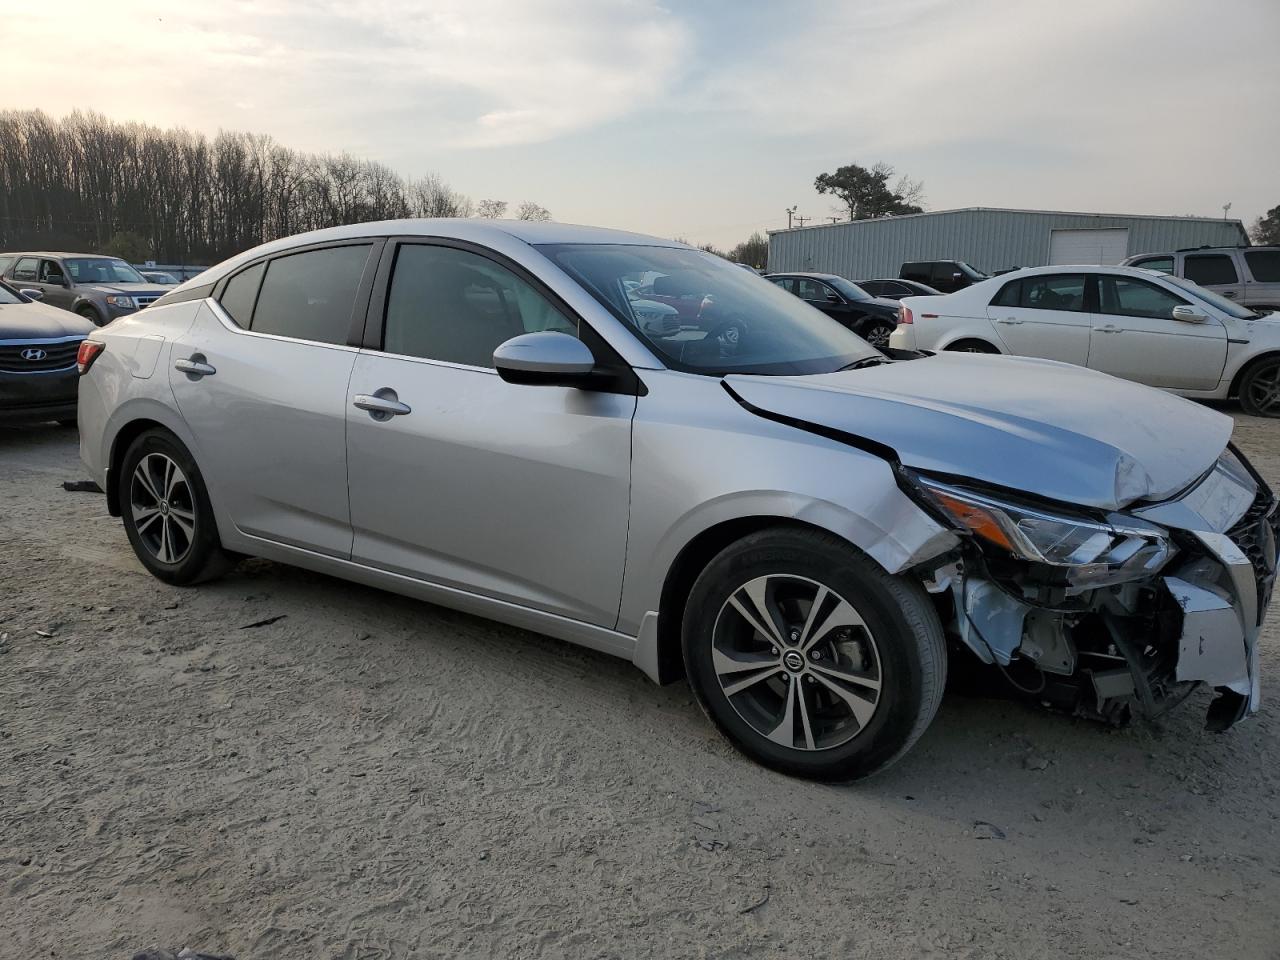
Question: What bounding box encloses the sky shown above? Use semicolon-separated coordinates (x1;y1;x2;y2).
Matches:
2;0;1277;248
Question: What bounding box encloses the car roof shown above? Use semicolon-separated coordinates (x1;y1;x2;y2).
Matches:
954;264;1173;288
0;251;118;259
764;271;845;281
185;219;694;287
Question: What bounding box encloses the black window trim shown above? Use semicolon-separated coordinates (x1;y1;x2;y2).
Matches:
206;237;384;348
365;236;645;396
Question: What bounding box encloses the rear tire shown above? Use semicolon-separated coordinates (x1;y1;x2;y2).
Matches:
120;429;232;585
945;339;998;354
1238;355;1280;418
862;321;895;349
681;527;946;782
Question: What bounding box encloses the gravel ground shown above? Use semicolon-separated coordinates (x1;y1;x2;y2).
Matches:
2;414;1279;960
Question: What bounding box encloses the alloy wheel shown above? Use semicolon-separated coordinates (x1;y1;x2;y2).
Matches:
865;324;892;348
130;452;196;564
711;574;882;751
1246;362;1280;416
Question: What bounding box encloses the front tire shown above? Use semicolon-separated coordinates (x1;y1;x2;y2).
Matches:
1238;356;1280;418
945;338;998;354
120;429;232;584
681;528;946;782
76;306;104;326
862;321;895;349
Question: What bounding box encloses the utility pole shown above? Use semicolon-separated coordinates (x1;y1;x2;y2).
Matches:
785;205;797;229
795;215;811;228
1223;202;1232;220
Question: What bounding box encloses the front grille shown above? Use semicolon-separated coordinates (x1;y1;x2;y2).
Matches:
0;339;82;373
1227;486;1280;611
134;295;160;308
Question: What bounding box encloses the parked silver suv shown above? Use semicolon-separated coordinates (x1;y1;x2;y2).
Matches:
0;252;171;326
1123;246;1280;314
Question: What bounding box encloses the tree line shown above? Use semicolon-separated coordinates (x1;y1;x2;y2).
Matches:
0;110;549;265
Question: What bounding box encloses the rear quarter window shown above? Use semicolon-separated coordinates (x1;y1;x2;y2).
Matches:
217;262;266;327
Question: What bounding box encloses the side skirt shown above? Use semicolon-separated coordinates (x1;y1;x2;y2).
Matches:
236;533;639;663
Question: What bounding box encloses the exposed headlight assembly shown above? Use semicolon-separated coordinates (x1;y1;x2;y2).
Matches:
105;295;136;309
915;476;1173;588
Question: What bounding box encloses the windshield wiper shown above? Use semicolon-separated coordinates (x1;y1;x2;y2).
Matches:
837;356;892;371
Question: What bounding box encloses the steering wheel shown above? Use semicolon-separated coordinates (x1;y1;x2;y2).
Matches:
704;315;748;357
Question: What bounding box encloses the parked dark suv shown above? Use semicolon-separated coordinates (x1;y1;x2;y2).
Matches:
1;252;171;326
900;259;989;294
765;272;899;346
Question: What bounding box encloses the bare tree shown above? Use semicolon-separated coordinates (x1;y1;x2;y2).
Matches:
0;109;478;264
515;201;551;221
475;199;508;219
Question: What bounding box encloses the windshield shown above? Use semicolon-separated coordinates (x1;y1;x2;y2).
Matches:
828;277;872;302
0;280;26;305
65;258;146;284
1167;275;1261;320
540;244;881;376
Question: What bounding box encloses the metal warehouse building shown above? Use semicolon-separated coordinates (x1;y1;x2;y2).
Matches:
766;207;1249;279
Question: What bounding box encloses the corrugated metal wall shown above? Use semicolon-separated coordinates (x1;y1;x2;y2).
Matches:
766;208;1249;279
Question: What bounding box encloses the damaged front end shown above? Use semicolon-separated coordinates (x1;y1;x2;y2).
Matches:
911;447;1275;730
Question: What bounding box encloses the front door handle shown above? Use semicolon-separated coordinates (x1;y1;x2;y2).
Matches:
996;317;1023;325
1223;291;1238;298
174;355;216;377
353;389;411;421
1096;325;1124;334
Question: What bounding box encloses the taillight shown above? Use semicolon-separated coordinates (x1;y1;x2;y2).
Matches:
77;340;105;375
899;303;914;325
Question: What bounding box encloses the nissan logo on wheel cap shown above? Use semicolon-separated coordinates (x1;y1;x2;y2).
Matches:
20;348;47;361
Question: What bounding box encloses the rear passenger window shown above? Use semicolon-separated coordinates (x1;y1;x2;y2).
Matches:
218;262;265;328
383;244;577;368
1245;250;1280;283
991;279;1021;307
1019;274;1087;312
1184;254;1238;286
251;245;371;345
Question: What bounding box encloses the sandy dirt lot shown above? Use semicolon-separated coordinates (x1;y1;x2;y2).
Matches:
2;413;1279;959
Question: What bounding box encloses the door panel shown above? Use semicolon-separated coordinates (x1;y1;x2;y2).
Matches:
168;302;357;555
346;353;635;626
1086;275;1227;390
986;274;1091;365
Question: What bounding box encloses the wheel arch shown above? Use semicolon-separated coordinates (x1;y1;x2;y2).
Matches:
73;298;106;324
1228;349;1280;399
644;517;854;685
103;403;200;516
939;334;1002;353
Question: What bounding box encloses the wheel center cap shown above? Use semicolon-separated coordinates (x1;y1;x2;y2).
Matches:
159;501;170;516
782;650;806;672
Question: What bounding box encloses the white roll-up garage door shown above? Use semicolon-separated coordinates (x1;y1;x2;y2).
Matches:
1048;228;1130;265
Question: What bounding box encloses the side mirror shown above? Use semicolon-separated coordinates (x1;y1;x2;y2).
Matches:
826;291;842;303
493;331;596;387
1171;305;1208;324
19;288;44;301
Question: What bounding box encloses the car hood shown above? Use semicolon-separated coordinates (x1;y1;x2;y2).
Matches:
0;300;97;340
725;353;1232;511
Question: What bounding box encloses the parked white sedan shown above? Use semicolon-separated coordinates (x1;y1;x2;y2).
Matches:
889;265;1280;416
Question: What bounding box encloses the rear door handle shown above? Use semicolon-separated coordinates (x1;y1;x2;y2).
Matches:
1223;291;1238;298
174;355;216;377
996;317;1023;325
1096;325;1124;334
353;389;411;421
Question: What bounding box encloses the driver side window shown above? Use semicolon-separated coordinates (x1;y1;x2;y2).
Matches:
796;278;836;302
1099;276;1188;320
383;244;578;368
39;260;65;284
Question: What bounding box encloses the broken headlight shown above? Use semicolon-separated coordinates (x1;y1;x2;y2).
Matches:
915;477;1173;588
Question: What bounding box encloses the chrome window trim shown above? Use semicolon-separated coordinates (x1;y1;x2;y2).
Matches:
206;299;361;354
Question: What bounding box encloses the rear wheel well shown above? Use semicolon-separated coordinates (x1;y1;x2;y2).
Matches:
943;338;999;353
1229;351;1280;398
653;517;864;685
106;418;167;516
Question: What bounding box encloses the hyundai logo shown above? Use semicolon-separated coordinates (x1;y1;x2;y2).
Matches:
20;348;47;361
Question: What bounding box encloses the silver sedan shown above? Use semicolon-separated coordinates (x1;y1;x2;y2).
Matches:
76;220;1273;780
